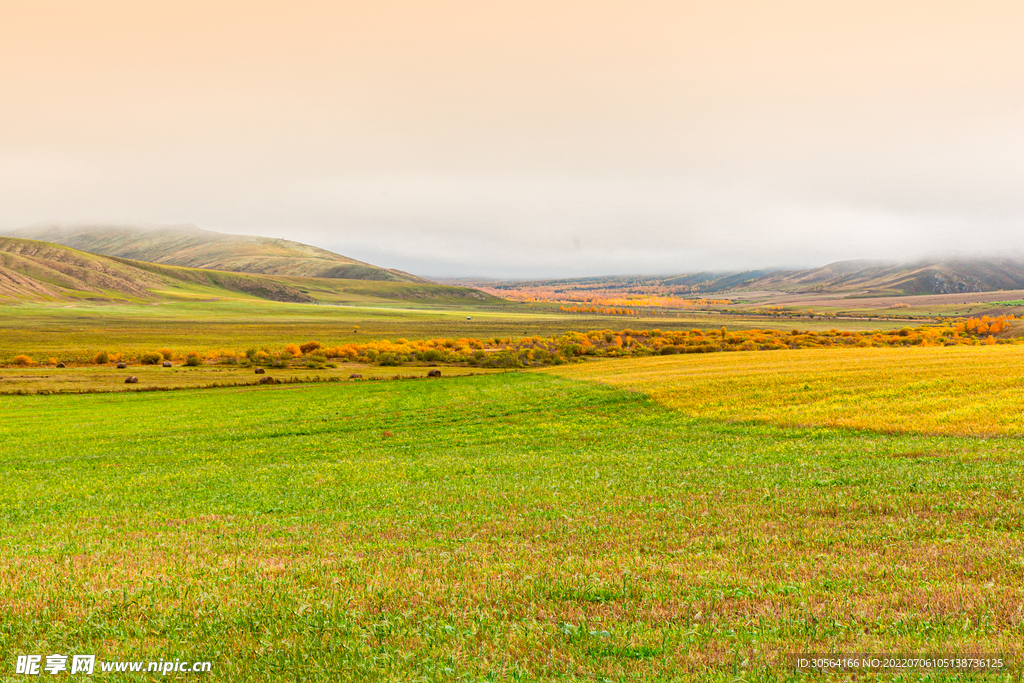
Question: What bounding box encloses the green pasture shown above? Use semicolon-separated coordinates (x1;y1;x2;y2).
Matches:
2;372;1022;681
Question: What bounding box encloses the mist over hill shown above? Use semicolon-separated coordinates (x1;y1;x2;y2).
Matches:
7;223;430;284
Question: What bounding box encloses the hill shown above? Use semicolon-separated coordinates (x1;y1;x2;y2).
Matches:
451;257;1024;299
6;223;430;283
0;237;498;306
739;258;1024;296
0;237;316;303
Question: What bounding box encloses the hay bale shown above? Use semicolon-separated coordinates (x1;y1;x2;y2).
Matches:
254;367;265;374
258;376;279;385
124;376;138;384
116;362;127;369
56;363;66;368
162;361;172;367
349;373;363;379
427;369;442;378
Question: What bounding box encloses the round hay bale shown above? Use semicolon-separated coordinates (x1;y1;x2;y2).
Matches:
427;369;442;378
254;367;265;374
56;363;66;368
124;376;138;384
162;361;172;367
349;373;363;379
258;376;279;385
116;362;127;369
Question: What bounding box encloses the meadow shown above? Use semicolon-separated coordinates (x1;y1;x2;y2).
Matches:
2;366;1023;681
546;345;1024;437
0;363;499;395
0;298;916;365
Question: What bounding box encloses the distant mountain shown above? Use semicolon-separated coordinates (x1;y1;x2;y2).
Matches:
0;237;498;306
733;258;1024;296
446;257;1024;298
6;223;430;283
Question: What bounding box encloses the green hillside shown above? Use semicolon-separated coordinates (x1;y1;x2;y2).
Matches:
7;223;430;283
0;237;500;307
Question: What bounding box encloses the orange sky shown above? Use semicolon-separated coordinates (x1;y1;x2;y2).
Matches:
3;1;1024;276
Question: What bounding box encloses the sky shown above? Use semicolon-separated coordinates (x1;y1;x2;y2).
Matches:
3;1;1024;278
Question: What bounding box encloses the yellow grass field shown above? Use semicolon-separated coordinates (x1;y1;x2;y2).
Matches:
545;345;1024;436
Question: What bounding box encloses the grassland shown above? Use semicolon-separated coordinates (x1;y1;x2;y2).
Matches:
2;372;1023;681
0;363;498;395
0;296;920;367
546;345;1024;437
4;286;1023;680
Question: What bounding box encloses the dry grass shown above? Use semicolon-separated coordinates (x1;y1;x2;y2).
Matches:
545;345;1024;436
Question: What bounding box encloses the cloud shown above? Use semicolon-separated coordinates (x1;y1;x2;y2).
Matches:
3;1;1024;277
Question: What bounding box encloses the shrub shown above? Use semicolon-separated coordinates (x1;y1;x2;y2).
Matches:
378;352;402;367
660;345;679;355
140;352;163;365
93;351;110;365
12;354;34;366
184;353;201;367
48;357;59;366
284;343;302;357
157;348;174;360
245;347;258;360
422;349;443;363
299;341;322;354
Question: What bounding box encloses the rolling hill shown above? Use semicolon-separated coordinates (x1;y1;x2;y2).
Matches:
0;237;498;306
737;258;1024;296
452;257;1024;298
6;223;430;283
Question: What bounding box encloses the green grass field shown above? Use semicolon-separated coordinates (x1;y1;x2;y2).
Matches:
3;369;1022;681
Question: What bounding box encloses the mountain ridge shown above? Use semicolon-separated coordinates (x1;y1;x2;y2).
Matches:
447;257;1024;297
